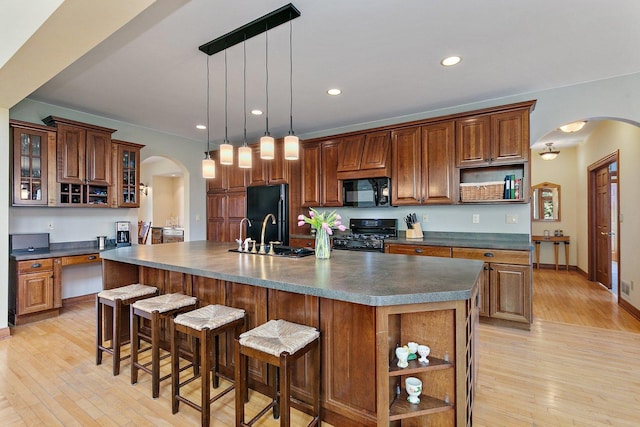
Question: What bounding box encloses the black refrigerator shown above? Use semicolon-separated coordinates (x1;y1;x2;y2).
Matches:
246;184;289;246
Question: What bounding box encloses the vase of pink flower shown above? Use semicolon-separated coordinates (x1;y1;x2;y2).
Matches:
297;208;346;259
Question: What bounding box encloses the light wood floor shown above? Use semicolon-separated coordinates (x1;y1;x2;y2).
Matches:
1;269;639;426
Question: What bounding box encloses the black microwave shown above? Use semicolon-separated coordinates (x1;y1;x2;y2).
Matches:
342;178;391;207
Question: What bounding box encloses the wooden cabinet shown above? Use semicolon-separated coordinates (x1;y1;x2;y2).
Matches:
392;122;455;206
300;141;342;207
111;140;144;208
336;131;390;179
10;120;57;206
455;108;530;168
385;243;452;257
15;259;55;316
249;140;288;186
43;116;116;207
452;247;532;327
289;237;315;249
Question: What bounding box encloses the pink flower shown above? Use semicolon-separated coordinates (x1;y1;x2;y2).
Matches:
335;214;341;220
298;220;305;226
297;214;304;221
309;210;315;218
334;220;341;226
338;225;347;231
322;222;333;235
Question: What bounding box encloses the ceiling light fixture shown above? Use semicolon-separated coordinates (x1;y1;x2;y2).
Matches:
559;121;586;133
196;124;206;130
260;26;275;160
251;109;263;115
441;56;461;66
201;55;215;179
327;88;341;96
219;49;234;165
539;142;560;160
284;14;299;160
238;37;252;169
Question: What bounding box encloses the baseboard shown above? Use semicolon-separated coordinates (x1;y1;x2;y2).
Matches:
619;298;640;322
576;266;588;278
62;293;96;307
0;327;11;341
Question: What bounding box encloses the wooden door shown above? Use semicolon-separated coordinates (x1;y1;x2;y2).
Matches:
226;191;247;243
455;115;491;167
478;263;491;317
490;109;529;164
421;121;455;204
56;124;86;184
18;271;54;315
12;126;49;206
595;165;612;287
249;145;268;186
268;139;289;184
490;263;531;324
391;126;422;205
85;129;112;185
360;131;390;170
206;193;227;242
301;142;321;207
321;140;342;206
336;135;365;171
226;163;248;192
206;151;226;192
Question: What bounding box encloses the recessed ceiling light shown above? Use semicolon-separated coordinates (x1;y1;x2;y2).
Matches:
196;124;207;130
251;109;263;115
327;88;342;96
441;56;462;66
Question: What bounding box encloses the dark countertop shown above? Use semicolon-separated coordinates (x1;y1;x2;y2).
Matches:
100;240;483;307
386;231;532;251
10;240;119;261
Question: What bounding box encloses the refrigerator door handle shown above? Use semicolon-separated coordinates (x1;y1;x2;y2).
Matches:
277;197;285;241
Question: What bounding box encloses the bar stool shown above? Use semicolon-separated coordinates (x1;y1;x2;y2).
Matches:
235;319;320;427
130;293;198;398
171;305;246;427
96;283;158;375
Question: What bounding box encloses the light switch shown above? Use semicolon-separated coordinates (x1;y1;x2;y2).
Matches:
472;214;480;224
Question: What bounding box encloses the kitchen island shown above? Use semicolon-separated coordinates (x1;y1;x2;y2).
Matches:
100;241;482;426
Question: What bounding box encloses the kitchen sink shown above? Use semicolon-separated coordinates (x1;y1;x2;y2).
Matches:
228;245;315;258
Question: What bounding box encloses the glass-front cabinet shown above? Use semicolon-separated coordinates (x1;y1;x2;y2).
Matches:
11;121;56;206
112;139;145;208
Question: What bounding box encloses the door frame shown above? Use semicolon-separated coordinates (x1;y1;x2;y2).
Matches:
587;150;620;294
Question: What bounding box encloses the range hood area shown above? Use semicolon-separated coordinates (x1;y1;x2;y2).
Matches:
335;131;390;180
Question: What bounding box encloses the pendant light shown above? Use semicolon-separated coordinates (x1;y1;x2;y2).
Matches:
284;16;299;160
219;48;234;165
260;26;275;160
202;55;216;178
238;37;252;169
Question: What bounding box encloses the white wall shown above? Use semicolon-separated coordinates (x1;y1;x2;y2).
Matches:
152;175;184;228
1;107;9;331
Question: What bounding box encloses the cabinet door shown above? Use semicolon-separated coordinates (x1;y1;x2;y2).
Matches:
321;140;342;206
336;135;365;171
206;151;226;193
115;143;141;207
490;263;531;323
360;131;390;170
478;263;491;317
207;193;227;242
249;146;268;186
391;126;421;205
455;115;491;167
226;191;247;243
490;109;530;164
227;164;248;192
268;139;288;184
289;237;315;248
301;142;321;207
57;124;86;184
85;129;112;185
18;271;54;315
13;127;49;206
422;122;455;204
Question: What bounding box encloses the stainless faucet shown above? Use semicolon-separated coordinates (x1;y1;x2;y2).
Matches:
237;217;252;251
259;213;276;254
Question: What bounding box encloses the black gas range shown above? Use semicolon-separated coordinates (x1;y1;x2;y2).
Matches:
332;218;397;253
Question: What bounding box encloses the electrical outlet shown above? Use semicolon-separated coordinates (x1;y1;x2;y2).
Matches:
48;222;54;230
422;214;429;223
472;214;480;224
506;214;518;224
195;214;201;221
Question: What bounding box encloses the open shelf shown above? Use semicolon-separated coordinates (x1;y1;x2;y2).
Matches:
389;392;453;420
389;356;452;376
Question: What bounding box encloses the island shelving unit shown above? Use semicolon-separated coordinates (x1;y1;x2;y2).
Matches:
100;241;482;426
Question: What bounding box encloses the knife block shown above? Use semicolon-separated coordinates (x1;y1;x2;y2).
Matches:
406;223;423;239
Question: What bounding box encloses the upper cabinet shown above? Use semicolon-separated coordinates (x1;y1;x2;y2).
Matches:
391;122;456;205
455;108;530;168
336;131;390;179
249;139;288;187
10;120;57;206
111;140;145;208
300;141;342;207
43;116;116;207
206;149;249;194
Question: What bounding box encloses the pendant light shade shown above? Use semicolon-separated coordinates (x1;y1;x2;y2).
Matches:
202;55;216;179
218;48;234;166
284;17;299;160
260;135;275;159
238;146;252;168
219;143;234;165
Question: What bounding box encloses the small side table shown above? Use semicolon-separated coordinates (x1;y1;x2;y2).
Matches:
532;235;570;271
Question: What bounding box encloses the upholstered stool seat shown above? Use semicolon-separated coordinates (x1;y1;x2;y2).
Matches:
171;305;246;427
96;284;158;376
235;319;320;427
130;293;198;398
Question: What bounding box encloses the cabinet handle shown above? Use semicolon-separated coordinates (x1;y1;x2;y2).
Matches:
414;248;423;254
31;263;42;268
483;252;494;258
88;255;97;260
483;265;490;270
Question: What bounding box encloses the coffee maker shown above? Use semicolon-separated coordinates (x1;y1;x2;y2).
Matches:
116;221;131;247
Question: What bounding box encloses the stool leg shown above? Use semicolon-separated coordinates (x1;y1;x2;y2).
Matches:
96;296;103;366
171;320;180;414
312;340;320;425
151;311;161;398
279;353;291;426
201;329;211;427
235;339;245;426
112;299;122;376
213;334;220;388
130;307;139;385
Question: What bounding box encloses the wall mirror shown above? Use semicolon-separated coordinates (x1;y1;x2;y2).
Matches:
532;182;561;221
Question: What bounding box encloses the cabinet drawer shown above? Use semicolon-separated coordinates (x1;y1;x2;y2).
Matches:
61;254;100;266
452;247;530;265
18;259;53;273
386;244;452;258
290;237;315;248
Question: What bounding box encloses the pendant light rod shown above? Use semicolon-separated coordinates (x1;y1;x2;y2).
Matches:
198;4;300;56
264;25;270;137
288;16;294;135
224;49;228;143
243;36;247;145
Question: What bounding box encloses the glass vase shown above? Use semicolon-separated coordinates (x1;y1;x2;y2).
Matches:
315;228;331;259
